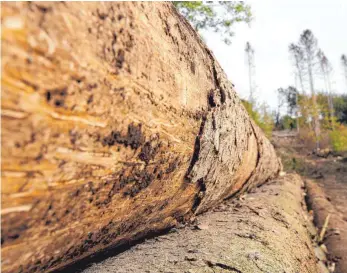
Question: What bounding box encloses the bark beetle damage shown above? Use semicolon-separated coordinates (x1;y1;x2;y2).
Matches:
102;123;145;149
138;136;161;164
101;125;179;198
118;166;156;198
1;219;28;246
161;13;179;46
46;87;68;108
165;157;180;174
208;89;217;108
1;121;179;245
115;49;125;69
115;156;180;198
1;157;182;272
92;4;135;74
2;130;182;267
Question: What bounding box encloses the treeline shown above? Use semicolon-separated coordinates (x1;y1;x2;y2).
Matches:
243;29;347;153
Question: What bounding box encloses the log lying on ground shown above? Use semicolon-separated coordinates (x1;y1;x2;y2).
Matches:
1;2;281;272
82;174;318;273
306;179;347;273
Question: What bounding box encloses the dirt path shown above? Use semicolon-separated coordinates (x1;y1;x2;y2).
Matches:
70;174;322;273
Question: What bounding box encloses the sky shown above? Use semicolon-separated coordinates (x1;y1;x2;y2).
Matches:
202;0;347;111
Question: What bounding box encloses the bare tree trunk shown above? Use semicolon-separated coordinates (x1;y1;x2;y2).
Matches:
294;75;300;133
290;46;305;133
1;2;281;273
248;57;254;103
296;91;300;133
307;59;321;149
326;74;335;129
294;59;306;96
245;42;255;105
321;65;335;129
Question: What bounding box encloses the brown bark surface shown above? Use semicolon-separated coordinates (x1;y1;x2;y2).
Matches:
81;174;319;273
1;2;281;272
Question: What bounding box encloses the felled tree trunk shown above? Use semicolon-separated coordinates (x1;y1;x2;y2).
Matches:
1;2;281;272
306;180;347;273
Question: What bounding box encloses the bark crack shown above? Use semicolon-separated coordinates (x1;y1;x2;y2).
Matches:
204;48;227;105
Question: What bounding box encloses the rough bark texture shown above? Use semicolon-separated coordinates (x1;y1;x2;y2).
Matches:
306;179;347;273
81;174;319;273
1;2;281;273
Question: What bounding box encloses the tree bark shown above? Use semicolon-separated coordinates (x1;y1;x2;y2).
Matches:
1;2;281;273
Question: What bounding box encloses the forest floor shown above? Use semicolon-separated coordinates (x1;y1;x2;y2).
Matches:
274;132;347;272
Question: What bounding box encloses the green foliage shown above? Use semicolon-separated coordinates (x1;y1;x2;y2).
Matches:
280;115;297;130
173;1;252;44
242;99;260;122
242;100;274;138
296;92;347;130
333;94;347;124
330;124;347;152
278;150;309;175
293;91;347;151
284;87;298;115
314;92;337;130
289;157;306;174
258;103;274;138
